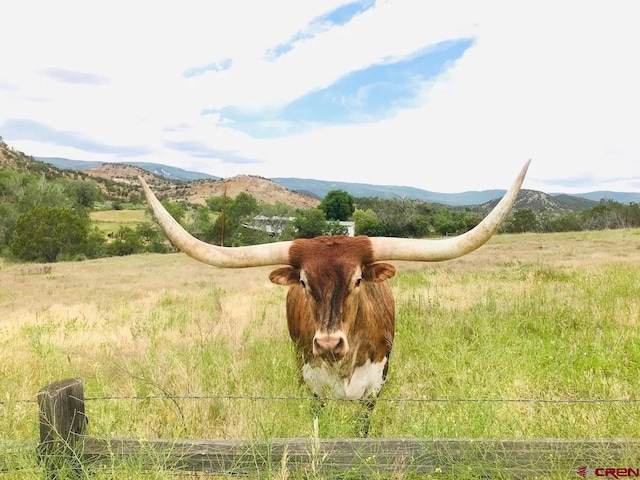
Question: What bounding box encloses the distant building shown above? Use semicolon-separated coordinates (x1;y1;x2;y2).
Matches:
339;221;355;236
250;216;355;237
251;215;294;236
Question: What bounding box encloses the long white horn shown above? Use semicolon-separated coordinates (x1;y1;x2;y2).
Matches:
370;160;531;262
139;177;291;267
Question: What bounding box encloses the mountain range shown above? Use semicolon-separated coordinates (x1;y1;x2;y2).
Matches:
37;157;221;183
37;156;639;207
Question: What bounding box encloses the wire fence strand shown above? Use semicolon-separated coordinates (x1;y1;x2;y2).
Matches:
86;394;640;404
4;394;640;406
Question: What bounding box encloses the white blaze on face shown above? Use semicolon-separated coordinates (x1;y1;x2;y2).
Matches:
302;358;388;400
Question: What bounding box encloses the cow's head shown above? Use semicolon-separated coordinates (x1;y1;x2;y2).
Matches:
268;236;396;359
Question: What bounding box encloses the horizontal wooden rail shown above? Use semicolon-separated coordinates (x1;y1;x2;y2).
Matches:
78;436;640;477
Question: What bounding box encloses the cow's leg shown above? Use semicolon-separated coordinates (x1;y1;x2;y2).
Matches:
354;399;376;437
310;393;325;419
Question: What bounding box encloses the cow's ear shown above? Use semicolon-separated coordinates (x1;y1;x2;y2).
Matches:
269;266;300;286
363;262;396;283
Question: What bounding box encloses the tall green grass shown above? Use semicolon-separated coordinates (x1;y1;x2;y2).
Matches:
387;262;640;439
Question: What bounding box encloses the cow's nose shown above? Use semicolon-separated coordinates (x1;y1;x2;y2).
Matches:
313;331;349;359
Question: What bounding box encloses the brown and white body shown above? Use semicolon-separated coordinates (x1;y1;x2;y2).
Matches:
269;235;396;402
139;160;530;433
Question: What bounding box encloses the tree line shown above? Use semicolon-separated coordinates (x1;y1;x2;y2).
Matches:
1;168;639;263
500;201;640;233
0;168;169;262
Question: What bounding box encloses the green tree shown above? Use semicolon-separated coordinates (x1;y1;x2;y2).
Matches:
65;180;101;208
17;176;72;212
536;208;556;233
259;202;296;239
207;216;227;246
552;212;583;232
85;227;107;259
104;226;144;256
10;207;89;262
433;208;455;236
373;198;419;237
135;223;169;253
410;214;433;238
326;220;348;236
505;208;538;233
319;190;355;221
232;225;274;246
159;199;187;225
205;195;225;212
581;200;617;230
0;203;18;246
293;209;328;238
228;192;259;223
207;193;261;246
188;207;214;241
627;202;640;227
0;168;20;201
353;209;387;236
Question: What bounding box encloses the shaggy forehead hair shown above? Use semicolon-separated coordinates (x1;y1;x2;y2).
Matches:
288;236;375;271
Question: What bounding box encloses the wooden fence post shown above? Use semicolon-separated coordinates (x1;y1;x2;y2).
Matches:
37;378;88;479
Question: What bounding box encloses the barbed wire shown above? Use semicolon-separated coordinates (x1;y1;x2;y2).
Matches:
4;394;640;406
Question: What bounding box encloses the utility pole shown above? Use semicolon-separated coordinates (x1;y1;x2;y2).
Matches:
220;180;227;246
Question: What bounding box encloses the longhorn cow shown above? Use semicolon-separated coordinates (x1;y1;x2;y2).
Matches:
139;160;530;434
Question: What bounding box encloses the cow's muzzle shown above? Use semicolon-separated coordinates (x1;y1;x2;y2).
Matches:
313;331;349;360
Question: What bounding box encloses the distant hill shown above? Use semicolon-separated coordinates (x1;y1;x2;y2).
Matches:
1;144;156;200
38;157;219;182
482;189;598;213
548;194;600;211
35;157;104;170
188;176;320;209
271;177;510;206
1;144;73;178
82;164;320;209
2;144;318;209
554;191;640;204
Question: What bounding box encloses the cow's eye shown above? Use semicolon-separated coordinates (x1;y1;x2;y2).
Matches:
355;278;362;287
300;279;306;289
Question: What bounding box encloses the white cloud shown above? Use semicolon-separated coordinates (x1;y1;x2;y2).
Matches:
1;0;638;193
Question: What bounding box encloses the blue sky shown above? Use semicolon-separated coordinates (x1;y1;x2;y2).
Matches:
264;0;376;60
207;39;473;138
1;1;638;193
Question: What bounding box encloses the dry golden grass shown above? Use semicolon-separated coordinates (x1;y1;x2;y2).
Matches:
3;228;638;317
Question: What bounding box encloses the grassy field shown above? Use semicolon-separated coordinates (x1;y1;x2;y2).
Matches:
1;229;639;478
90;208;213;235
89;209;149;233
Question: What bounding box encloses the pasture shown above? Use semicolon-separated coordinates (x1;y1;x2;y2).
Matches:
1;229;640;478
89;209;148;233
